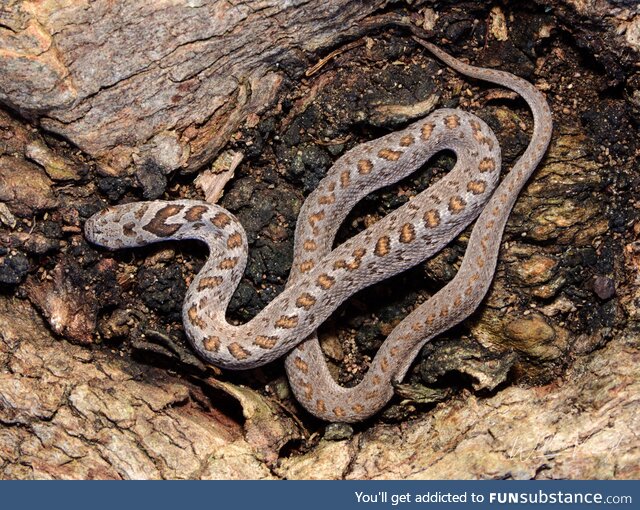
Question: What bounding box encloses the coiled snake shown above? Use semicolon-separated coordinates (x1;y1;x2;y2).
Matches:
85;40;553;422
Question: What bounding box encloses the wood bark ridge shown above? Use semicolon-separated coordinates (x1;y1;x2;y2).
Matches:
0;1;388;176
1;0;639;479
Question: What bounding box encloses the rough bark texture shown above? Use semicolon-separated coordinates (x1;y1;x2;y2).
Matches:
1;0;639;479
0;0;389;177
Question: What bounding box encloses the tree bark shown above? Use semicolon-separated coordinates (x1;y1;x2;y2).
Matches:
0;0;389;176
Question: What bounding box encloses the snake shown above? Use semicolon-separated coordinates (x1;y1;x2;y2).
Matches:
85;39;553;423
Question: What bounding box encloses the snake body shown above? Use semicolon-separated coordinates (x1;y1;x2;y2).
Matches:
85;41;552;422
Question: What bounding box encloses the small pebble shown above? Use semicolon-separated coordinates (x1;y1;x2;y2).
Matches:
324;423;354;441
592;275;615;300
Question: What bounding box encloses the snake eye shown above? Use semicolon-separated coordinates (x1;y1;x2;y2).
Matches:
84;214;105;243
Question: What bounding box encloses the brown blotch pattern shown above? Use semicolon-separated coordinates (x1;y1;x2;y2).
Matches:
399;223;416;243
308;211;325;228
293;356;309;374
299;260;315;273
187;305;207;330
123;222;136;237
448;196;466;214
346;258;362;272
226;232;243;249
254;335;278;349
316;274;335;289
467;180;487;195
357;159;374;174
212;212;231;228
380;357;389;373
336;247;366;271
133;204;150;220
424;209;441;227
203;336;220;352
142;204;185;237
333;259;347;270
302;383;313;400
218;257;238;270
479;157;496;173
333;407;345;418
318;194;336;205
365;391;379;400
303;240;317;252
352;404;365;414
316;399;326;413
445;114;460;128
275;315;299;329
481;135;495;149
399;134;415;147
374;236;390;257
197;276;223;291
228;343;250;360
185;205;209;222
296;293;316;310
421;122;435;140
470;120;484;142
378;148;402;161
340;170;350;188
353;247;366;258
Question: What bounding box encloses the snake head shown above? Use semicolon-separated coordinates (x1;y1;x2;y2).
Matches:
84;205;135;249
